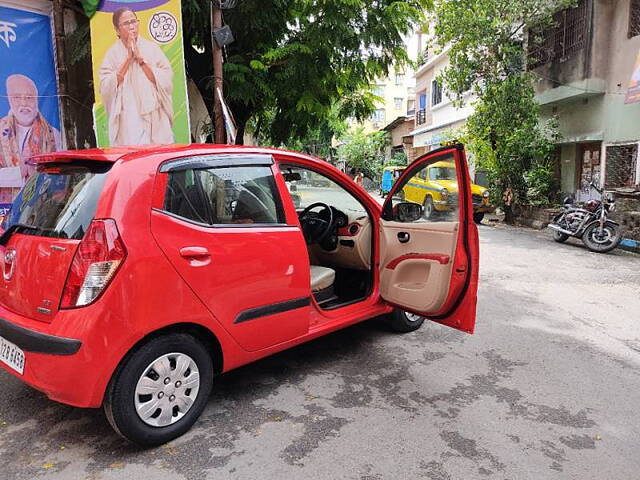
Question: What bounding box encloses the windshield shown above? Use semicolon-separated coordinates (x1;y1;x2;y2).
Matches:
281;165;368;217
430;167;457;181
1;163;111;240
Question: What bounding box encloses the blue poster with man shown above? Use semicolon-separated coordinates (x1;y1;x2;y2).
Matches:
0;2;61;216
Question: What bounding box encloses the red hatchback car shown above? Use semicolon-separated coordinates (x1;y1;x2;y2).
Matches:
0;143;478;445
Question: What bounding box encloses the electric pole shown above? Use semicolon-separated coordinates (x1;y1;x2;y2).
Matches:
212;1;225;144
52;0;74;149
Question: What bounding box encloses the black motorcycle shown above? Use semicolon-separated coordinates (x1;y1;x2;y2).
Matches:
548;183;623;253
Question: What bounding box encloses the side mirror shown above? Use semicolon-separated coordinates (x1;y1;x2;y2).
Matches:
393;202;423;222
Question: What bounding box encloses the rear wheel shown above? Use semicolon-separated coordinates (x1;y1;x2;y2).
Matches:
423;196;435;220
386;309;425;333
103;333;214;446
552;230;569;243
473;212;485;224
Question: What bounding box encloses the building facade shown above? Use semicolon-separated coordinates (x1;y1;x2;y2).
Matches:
406;35;475;163
349;68;416;134
530;0;640;201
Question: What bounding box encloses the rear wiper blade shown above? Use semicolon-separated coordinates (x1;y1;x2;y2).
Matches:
0;223;37;246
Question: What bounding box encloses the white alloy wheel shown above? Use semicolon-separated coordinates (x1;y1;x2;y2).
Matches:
134;353;201;427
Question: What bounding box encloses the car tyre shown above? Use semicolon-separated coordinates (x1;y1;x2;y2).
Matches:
386;308;425;333
103;333;214;447
473;212;485;224
423;196;435;220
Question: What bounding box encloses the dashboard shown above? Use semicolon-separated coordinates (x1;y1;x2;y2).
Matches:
308;206;372;271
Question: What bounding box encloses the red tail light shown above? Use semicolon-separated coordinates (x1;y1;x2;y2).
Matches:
60;219;126;309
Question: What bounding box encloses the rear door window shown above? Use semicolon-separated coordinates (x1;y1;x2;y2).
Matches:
164;165;285;226
1;162;110;239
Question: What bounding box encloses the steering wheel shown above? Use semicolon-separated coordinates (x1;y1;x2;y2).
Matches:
299;202;334;245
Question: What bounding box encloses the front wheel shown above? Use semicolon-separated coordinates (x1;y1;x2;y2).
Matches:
103;333;214;446
385;309;425;333
423;196;435;220
581;222;622;253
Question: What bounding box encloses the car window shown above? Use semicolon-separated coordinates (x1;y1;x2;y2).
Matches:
391;155;461;224
1;162;110;239
164;165;285;225
280;165;367;217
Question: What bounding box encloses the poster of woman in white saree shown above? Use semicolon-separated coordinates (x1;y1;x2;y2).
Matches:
99;7;174;146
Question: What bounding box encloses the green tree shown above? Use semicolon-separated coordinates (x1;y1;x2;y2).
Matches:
433;0;572;221
182;0;429;144
252;104;348;161
337;127;388;180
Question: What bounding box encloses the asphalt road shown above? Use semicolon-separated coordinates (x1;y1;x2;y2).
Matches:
1;225;639;479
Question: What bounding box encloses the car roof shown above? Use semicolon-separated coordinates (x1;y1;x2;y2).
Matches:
29;144;313;165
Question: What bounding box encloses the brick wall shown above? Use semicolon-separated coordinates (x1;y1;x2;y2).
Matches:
614;193;640;241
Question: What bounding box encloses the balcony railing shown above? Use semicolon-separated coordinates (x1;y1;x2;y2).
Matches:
416;109;427;126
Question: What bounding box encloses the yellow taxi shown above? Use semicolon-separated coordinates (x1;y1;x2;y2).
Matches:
402;161;493;223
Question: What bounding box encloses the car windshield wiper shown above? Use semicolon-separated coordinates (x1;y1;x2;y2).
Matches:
0;223;38;246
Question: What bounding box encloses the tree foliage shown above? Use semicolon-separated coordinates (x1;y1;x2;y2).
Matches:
253;104;348;160
337;127;388;180
182;0;429;144
433;0;573;213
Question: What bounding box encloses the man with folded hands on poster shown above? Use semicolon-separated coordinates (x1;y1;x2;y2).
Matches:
99;7;174;146
0;74;61;204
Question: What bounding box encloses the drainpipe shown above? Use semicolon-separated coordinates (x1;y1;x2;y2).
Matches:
584;0;594;80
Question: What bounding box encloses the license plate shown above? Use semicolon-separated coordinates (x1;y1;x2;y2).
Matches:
0;335;25;375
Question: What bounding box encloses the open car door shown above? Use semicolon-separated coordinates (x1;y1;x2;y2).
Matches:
379;144;479;333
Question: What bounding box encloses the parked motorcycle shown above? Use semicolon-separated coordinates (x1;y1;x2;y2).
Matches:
548;183;623;253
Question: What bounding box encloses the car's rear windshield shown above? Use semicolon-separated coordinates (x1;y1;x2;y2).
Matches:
1;162;111;240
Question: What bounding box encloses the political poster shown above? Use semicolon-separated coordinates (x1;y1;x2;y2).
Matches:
90;0;190;147
625;48;640;104
0;1;62;216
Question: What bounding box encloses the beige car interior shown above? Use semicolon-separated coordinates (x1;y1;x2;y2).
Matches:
310;265;336;292
379;219;459;314
309;215;372;271
282;164;374;309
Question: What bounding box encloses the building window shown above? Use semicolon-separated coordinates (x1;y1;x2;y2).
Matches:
431;79;443;106
527;0;588;69
371;108;385;124
394;97;403;109
630;0;640;38
416;92;427;125
407;98;415;114
605;144;638;188
395;73;405;85
372;85;384;97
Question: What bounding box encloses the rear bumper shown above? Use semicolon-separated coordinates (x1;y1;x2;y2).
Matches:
0;317;81;355
0;306;121;408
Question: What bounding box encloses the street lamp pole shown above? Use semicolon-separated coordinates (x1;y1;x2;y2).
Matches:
212;1;225;144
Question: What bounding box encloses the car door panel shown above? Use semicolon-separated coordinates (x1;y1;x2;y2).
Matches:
151;212;311;351
379;144;478;333
379;221;458;313
150;158;312;352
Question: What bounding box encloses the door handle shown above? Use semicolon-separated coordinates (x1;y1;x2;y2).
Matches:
179;246;210;259
397;232;410;243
